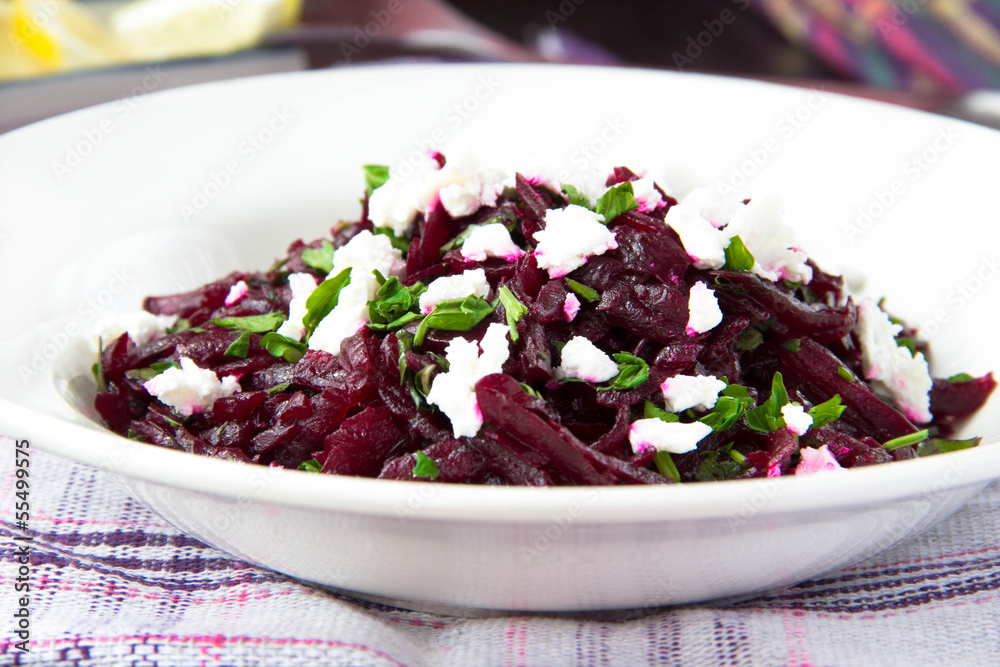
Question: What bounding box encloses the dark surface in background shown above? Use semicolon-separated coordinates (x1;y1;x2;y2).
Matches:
449;0;843;79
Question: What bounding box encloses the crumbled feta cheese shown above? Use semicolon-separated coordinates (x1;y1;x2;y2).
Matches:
563;293;581;322
368;152;507;236
795;445;845;475
781;403;813;436
224;280;248;306
460;223;524;262
725;193;812;284
854;299;933;423
309;231;404;356
533;205;618;278
663;202;733;270
275;273;318;341
143;357;240;416
556;336;619;383
628;418;712;455
89;311;178;353
660;374;727;412
646;164;707;200
426;323;510;437
419;268;490;314
686;281;722;335
681;185;745;227
629;176;664;212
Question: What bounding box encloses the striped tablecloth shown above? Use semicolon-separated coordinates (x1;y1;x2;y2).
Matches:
2;440;999;666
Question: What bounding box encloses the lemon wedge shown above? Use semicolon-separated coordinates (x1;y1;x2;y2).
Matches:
110;0;300;62
0;0;121;79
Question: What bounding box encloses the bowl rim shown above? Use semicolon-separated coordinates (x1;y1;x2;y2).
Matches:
4;62;1000;524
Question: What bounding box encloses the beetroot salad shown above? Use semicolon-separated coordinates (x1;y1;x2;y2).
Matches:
91;154;995;485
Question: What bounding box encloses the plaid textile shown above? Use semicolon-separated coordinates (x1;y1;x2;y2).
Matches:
754;0;1000;92
1;441;999;666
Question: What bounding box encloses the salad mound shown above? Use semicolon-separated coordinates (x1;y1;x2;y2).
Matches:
92;155;996;485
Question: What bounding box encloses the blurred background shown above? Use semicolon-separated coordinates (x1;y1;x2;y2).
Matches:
5;0;1000;133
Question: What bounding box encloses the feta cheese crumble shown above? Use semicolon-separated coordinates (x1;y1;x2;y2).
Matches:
426;323;511;437
780;403;813;435
678;185;744;227
89;311;178;354
628;418;712;455
224;280;248;306
854;299;933;423
533;205;618;278
368;152;507;236
460;223;524;263
724;193;812;284
309;231;404;356
686;281;722;335
795;445;844;475
419;268;490;314
663;200;734;270
143;357;240;416
563;293;581;322
629;176;664;213
556;335;619;383
275;273;319;341
660;374;727;412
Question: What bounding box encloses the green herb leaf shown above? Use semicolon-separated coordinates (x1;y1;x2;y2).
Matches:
808;395;846;429
125;367;160;381
301;240;334;274
837;367;854;382
166;319;191;334
260;332;307;363
561;184;593;210
368;275;426;329
729;449;747;464
413;295;495;347
896;337;917;357
303;267;352;337
723;235;755;271
212;313;286;333
695;450;742;481
520;383;542;399
266;382;291;395
374;227;410;253
224;331;251;358
644;401;680;423
363;164;390;194
916;437;981;457
883;429;929;450
412;451;440;480
564;278;599;303
150;361;181;373
594;181;638;224
744;372;789;432
781;338;801;353
653;451;681;483
299;458;322;472
736;328;764;351
497;286;528;343
948;372;975;383
599;352;649;391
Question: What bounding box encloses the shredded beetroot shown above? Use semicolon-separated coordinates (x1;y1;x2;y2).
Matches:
92;159;994;484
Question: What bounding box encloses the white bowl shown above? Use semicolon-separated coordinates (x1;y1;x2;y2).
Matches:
2;64;1000;613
